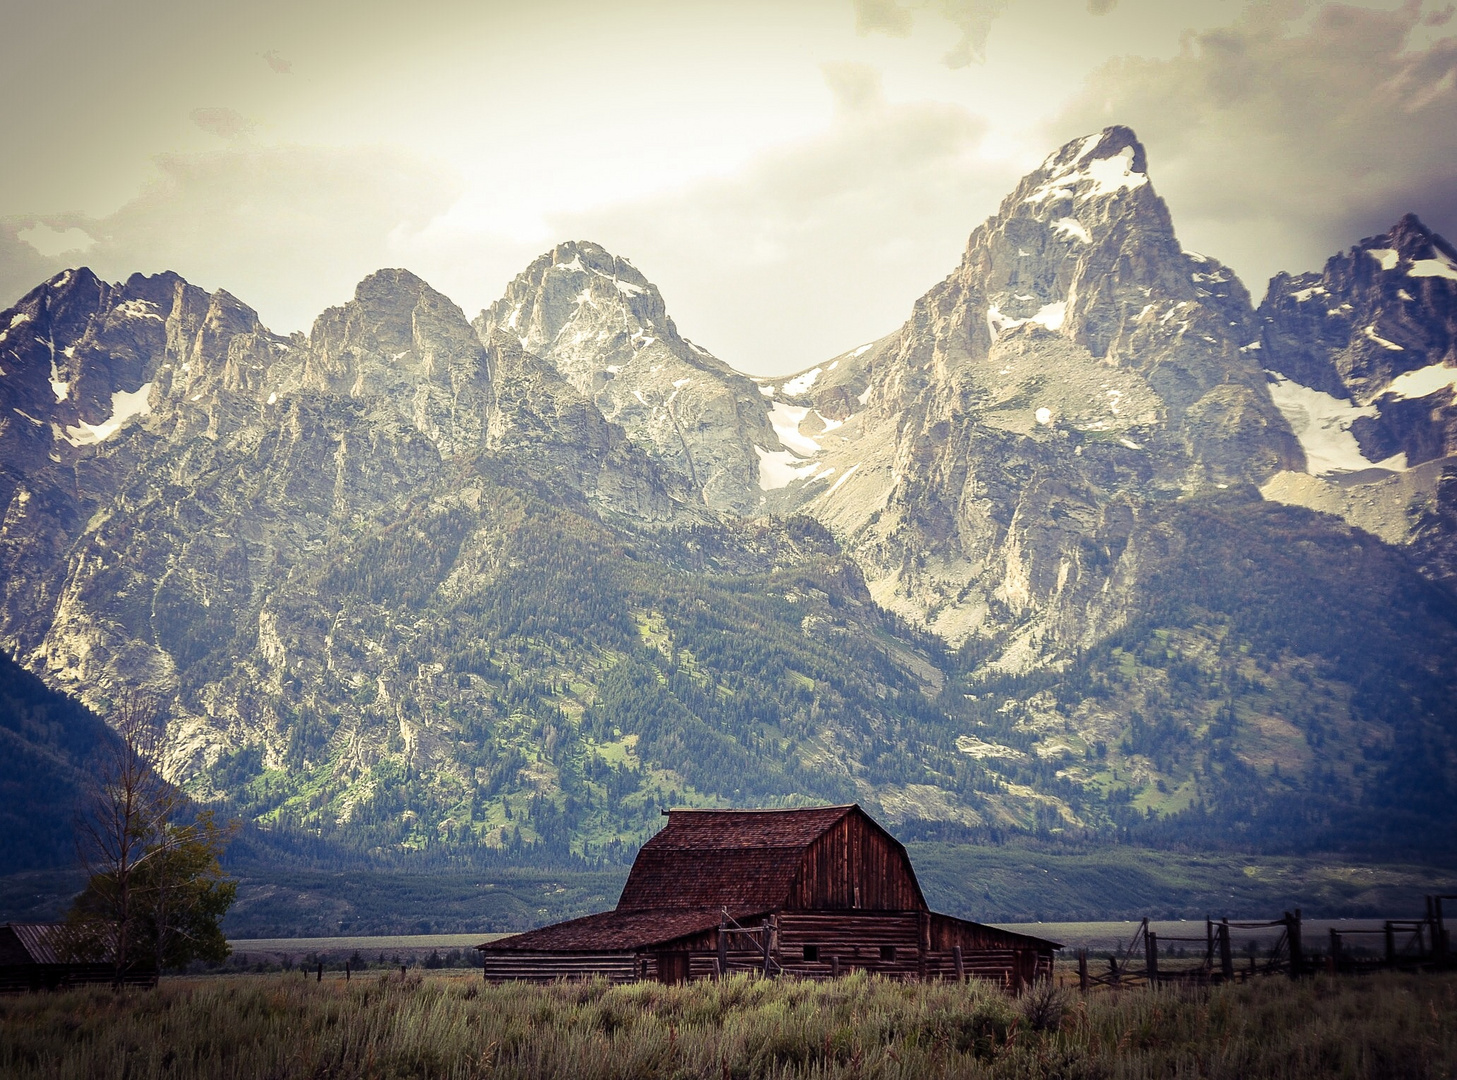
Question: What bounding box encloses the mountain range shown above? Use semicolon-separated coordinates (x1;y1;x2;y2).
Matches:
1;126;1455;873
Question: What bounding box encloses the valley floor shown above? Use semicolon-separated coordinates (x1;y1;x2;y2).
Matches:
1;969;1453;1079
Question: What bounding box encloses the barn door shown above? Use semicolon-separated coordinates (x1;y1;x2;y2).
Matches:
656;951;690;985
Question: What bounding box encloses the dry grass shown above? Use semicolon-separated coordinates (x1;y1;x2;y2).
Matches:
1;969;1454;1078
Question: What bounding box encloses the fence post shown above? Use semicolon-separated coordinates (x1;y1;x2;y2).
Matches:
953;945;965;982
1436;897;1449;963
1385;922;1397;967
1287;910;1303;980
718;912;728;980
1145;931;1159;985
1329;929;1341;974
762;920;772;977
1219;920;1234;981
1078;948;1088;992
832;955;841;978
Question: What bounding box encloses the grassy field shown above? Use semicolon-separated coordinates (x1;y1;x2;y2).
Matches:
1;969;1453;1079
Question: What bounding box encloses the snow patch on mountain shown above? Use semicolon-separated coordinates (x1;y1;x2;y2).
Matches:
782;367;822;395
114;299;162;321
987;300;1067;341
1266;373;1405;475
755;446;820;490
1362;324;1404;351
1052;217;1091;244
1025;142;1147;206
1386;363;1457;401
768;402;821;457
1409;254;1457;281
60;383;154;446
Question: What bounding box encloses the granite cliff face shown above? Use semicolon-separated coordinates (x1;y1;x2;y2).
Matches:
758;127;1301;657
1;127;1455;860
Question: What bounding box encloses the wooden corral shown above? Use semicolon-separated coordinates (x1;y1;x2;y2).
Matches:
479;805;1058;988
0;923;156;993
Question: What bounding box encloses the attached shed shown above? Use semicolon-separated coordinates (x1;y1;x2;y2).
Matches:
0;923;156;992
479;805;1058;987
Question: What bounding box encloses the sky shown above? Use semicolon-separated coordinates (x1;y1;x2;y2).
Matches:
2;0;1454;375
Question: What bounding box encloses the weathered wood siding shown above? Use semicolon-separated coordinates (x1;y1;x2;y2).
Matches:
787;813;926;911
482;952;639;984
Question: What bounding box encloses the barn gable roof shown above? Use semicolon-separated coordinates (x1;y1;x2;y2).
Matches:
0;924;66;965
615;805;861;912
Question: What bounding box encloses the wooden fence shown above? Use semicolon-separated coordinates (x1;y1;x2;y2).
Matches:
1073;894;1456;990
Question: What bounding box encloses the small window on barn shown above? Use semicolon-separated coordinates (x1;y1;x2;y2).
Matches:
880;945;896;961
803;944;819;962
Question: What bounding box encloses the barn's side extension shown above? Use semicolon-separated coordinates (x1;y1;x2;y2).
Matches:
479;805;1058;988
0;923;156;992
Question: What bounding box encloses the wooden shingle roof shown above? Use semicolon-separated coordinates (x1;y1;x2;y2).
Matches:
615;805;858;912
0;924;65;965
487;907;765;953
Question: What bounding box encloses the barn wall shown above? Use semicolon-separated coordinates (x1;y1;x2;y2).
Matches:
482;952;639;984
788;813;925;911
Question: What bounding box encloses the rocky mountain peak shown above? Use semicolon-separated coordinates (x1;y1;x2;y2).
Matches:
1258;214;1457;540
474;242;777;514
773;126;1298;655
300;268;492;455
477;240;684;390
1381;212;1457;265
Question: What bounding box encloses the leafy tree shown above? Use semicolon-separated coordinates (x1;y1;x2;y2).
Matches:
62;695;237;977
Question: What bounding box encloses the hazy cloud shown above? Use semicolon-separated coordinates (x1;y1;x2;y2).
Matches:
262;49;293;75
18;223;95;257
2;146;462;331
190;108;254;141
854;0;914;35
551;71;1007;372
821;62;886;113
853;0;1124;66
937;0;1014;67
1053;1;1457;293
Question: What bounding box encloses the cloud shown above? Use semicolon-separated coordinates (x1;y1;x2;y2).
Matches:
857;0;1122;66
262;50;293;75
190;108;254;141
854;0;1012;65
550;69;1008;373
3;146;463;331
937;0;1014;67
1052;1;1457;293
18;223;95;257
854;0;914;35
821;62;886;113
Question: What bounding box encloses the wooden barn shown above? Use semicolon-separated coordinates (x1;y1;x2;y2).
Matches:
0;923;156;992
479;805;1058;987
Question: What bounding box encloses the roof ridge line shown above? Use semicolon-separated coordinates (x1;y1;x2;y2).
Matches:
664;804;856;814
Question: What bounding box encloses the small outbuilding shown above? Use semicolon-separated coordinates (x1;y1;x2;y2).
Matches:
478;804;1058;987
0;922;156;992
